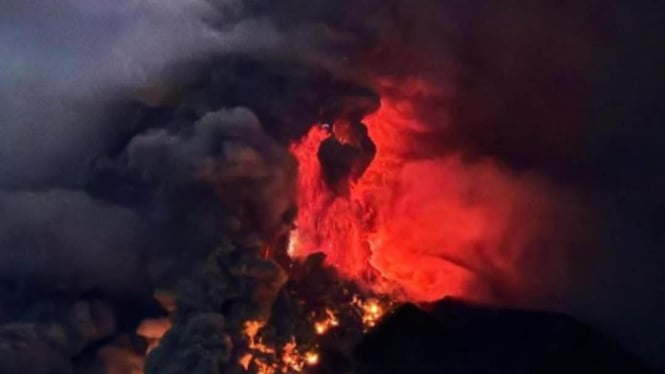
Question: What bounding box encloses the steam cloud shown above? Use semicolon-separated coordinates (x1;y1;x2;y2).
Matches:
0;0;663;371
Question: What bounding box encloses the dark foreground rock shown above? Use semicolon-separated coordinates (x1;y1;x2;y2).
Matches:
354;298;653;374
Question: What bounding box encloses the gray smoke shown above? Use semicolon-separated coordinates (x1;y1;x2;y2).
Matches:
0;189;145;295
0;2;306;372
0;0;302;294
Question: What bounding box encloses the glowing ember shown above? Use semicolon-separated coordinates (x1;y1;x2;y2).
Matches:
243;320;276;356
313;308;339;335
240;320;321;373
281;339;302;372
304;352;319;366
239;354;253;371
351;296;391;330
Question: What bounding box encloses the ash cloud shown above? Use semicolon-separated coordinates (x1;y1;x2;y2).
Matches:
0;189;146;295
126;108;297;245
0;0;304;294
0;2;308;371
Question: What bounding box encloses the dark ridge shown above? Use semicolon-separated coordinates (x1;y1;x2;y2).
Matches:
354;298;653;374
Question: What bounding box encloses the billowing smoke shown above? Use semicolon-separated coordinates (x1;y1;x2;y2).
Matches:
0;0;663;372
0;189;146;295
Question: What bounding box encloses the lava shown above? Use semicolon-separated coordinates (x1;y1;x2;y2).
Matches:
237;296;391;373
240;320;321;374
313;308;339;335
351;297;387;330
289;80;557;303
288;91;477;301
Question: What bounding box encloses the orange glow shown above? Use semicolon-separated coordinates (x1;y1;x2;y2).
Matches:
289;79;557;302
281;339;303;372
241;320;320;373
241;320;276;373
98;345;145;374
313;308;339;335
305;351;319;366
136;317;171;354
243;320;275;355
239;354;253;371
351;296;391;329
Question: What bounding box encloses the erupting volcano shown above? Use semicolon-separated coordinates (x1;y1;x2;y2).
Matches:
288;80;559;303
1;1;662;373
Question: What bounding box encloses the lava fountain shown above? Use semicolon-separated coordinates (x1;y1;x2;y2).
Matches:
289;80;560;303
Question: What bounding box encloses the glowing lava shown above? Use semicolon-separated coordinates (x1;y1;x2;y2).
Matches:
289;93;473;301
313;308;339;335
289;81;557;302
351;297;387;330
240;320;321;374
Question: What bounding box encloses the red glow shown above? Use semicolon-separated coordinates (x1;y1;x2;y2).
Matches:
289;81;558;302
